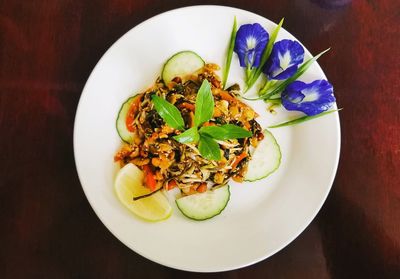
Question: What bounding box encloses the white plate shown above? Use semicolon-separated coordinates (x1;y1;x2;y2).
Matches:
74;6;340;272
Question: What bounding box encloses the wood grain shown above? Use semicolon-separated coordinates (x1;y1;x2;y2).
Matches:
1;0;399;277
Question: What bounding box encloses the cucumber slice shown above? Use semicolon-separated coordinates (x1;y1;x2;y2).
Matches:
116;96;138;143
162;51;205;84
245;129;282;182
176;185;230;221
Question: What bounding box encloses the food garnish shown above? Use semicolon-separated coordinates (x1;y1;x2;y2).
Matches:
114;53;270;221
225;17;339;126
114;15;340;221
114;163;172;221
151;95;185;130
281;79;335;116
234;23;269;81
151;78;253;161
245;129;281;181
222;16;237;89
162;51;205;84
268;109;341;128
175;185;230;221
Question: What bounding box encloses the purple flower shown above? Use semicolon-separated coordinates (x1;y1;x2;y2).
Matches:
281;80;335;116
264;40;305;80
234;23;269;69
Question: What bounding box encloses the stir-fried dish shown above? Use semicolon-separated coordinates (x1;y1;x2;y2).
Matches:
110;15;332;222
114;64;264;196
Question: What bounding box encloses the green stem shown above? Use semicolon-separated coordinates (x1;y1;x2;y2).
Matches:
268;109;342;128
265;97;282;106
259;79;277;95
222;16;237;89
246;65;252;81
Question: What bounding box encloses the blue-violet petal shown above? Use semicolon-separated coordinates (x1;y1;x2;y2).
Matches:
264;40;305;80
282;80;335;116
234;23;269;68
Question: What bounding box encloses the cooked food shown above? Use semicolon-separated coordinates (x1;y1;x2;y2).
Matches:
114;63;264;197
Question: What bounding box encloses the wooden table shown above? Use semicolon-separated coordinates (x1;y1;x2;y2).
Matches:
1;0;399;277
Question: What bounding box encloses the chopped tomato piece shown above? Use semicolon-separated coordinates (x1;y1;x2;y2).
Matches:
231;152;248;169
179;102;195;111
219;91;236;103
166;180;177;190
126;96;141;132
202;121;215;127
142;165;157;191
196;183;207;193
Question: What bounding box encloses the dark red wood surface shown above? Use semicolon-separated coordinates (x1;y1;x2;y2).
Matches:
1;0;399;278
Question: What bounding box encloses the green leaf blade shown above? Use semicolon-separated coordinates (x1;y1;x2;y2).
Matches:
199;124;252;140
258;18;284;73
268;109;341;128
222;16;237;89
199;126;227;140
198;134;221;161
194;80;214;127
220;124;252;139
151;95;185;130
173;127;199;143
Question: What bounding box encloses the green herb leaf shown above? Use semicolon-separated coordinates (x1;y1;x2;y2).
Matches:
151;95;185;130
198;134;221;161
173;127;199;143
222;16;237;89
194;80;214;127
199;124;252;140
268;109;341;128
245;18;284;92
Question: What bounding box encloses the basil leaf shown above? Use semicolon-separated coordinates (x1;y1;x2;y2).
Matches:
268;109;341;128
173;127;199;143
151;95;185;130
199;124;252;140
222;16;237;89
198;134;221;161
219;124;252;139
199;126;226;139
194;80;214;127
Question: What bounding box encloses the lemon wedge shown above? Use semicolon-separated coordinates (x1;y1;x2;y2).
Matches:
114;163;172;221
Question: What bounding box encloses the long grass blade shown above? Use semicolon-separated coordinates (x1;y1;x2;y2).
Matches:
222;16;237;89
268;109;341;128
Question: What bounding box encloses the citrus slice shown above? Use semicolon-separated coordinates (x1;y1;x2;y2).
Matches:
114;163;172;221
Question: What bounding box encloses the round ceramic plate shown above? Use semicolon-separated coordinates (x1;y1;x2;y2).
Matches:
74;6;340;272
